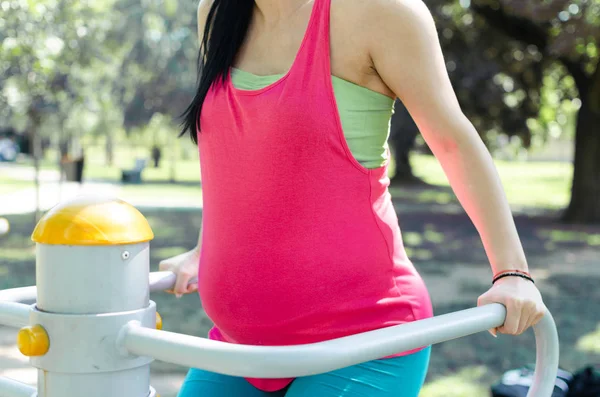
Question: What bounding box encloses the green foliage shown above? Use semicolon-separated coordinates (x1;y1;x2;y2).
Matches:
424;0;599;151
0;0;198;149
2;0;597;165
0;0;123;161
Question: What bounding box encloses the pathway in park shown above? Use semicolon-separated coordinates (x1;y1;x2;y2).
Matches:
0;181;123;215
0;164;202;216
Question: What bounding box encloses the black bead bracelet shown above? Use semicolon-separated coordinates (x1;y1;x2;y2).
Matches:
492;272;535;285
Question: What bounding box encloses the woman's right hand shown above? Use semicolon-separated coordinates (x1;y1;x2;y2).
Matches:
158;247;200;297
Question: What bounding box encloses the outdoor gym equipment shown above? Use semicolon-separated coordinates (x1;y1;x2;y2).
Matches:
0;196;559;397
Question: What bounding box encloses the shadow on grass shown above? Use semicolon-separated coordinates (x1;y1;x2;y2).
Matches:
420;366;490;397
393;206;600;272
0;188;598;382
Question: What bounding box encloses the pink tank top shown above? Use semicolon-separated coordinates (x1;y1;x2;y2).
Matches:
197;0;433;391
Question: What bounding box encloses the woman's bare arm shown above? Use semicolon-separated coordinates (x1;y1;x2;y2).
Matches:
365;0;545;336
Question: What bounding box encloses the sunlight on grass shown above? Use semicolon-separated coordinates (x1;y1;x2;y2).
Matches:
83;157;201;183
421;366;490;397
537;229;600;245
404;247;435;261
0;248;36;262
576;324;600;354
120;184;202;201
152;247;190;260
27;147;202;184
424;227;446;244
410;154;572;209
404;232;424;246
0;176;33;194
144;217;189;241
418;190;454;205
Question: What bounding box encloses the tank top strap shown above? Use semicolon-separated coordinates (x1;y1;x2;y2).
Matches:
292;0;333;81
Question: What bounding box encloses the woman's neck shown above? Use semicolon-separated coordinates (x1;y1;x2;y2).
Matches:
254;0;311;23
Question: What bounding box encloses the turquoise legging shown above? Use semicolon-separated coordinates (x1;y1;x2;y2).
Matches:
177;346;431;397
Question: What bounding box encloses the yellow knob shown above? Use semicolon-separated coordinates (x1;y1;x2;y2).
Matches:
156;312;163;330
17;325;50;357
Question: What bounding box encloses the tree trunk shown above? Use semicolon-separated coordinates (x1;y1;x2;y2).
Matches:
106;131;114;167
27;104;43;224
563;97;600;223
388;100;424;185
32;124;42;224
390;134;418;183
169;132;177;183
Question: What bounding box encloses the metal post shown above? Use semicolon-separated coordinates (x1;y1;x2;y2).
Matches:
0;287;37;304
25;196;156;397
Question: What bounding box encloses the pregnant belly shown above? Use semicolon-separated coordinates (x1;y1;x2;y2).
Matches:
198;258;428;346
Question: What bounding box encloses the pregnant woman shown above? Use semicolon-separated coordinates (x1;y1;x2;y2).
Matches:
159;0;547;395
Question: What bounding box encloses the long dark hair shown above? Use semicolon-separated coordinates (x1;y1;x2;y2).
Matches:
180;1;255;144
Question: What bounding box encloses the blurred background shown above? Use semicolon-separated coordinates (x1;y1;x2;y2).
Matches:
0;0;599;396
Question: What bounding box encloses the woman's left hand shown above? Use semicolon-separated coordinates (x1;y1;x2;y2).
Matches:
477;276;547;337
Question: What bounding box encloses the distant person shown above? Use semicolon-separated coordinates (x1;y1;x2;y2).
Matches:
160;1;547;396
151;145;162;168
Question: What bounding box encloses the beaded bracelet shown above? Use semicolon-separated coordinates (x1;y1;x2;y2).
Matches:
494;269;531;278
492;271;535;285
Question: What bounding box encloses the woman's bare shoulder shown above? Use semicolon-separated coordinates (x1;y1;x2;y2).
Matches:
334;0;432;30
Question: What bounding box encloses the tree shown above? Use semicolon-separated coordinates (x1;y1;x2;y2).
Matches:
108;0;198;130
0;0;118;219
468;0;600;223
389;100;422;185
390;0;547;185
391;0;599;223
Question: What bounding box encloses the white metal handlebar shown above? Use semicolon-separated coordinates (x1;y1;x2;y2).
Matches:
0;377;36;397
144;271;559;397
0;271;560;397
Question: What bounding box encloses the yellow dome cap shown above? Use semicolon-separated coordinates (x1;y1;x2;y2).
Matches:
32;196;154;246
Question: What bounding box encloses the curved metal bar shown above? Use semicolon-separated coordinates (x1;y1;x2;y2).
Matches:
0;287;37;304
0;302;32;328
0;376;37;397
149;272;177;292
122;305;507;378
0;273;560;397
126;273;561;397
528;311;560;397
149;271;197;293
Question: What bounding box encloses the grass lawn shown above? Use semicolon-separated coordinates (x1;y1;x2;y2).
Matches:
0;175;33;195
1;184;598;396
6;148;572;211
0;147;593;396
119;183;202;204
83;159;201;184
16;146;201;184
389;155;572;211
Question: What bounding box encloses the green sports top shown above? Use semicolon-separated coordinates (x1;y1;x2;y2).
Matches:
231;68;394;169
